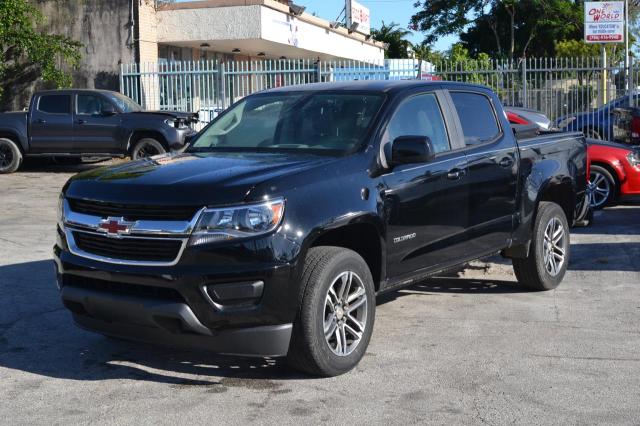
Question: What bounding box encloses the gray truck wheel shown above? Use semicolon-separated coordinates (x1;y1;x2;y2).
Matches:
131;138;166;160
513;202;570;291
287;246;375;377
0;138;23;174
589;165;616;210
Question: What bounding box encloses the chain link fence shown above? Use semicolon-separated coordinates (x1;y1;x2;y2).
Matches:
121;57;639;139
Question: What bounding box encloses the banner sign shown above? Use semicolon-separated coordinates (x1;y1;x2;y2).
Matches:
346;0;371;35
584;1;625;43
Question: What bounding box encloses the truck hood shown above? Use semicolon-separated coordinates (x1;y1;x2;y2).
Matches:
64;151;337;206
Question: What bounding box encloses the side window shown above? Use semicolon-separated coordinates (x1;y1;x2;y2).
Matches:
450;92;501;146
385;93;450;155
77;95;107;115
38;95;71;115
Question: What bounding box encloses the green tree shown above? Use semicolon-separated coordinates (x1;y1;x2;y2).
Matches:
371;21;412;59
0;0;81;106
410;0;588;59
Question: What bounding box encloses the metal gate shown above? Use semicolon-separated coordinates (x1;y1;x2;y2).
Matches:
121;57;639;138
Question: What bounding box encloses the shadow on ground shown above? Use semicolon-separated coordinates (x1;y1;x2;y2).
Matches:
0;260;305;386
18;157;118;174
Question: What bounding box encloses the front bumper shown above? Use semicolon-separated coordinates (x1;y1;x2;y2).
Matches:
54;228;302;357
62;286;292;356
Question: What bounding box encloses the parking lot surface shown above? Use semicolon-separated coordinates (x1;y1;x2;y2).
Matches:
1;160;639;425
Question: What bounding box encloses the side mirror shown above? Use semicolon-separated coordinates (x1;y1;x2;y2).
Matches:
391;136;435;167
101;104;117;116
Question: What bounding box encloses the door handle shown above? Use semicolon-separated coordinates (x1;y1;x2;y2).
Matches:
37;119;46;124
447;168;465;180
76;119;85;125
499;158;513;168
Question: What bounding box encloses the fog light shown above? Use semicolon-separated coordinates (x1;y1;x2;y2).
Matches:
202;281;264;308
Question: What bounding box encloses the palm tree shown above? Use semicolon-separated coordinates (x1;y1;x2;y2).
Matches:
371;21;412;59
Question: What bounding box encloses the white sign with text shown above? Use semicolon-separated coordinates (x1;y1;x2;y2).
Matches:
584;1;625;43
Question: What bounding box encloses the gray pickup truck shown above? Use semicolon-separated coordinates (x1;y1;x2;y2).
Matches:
0;89;197;173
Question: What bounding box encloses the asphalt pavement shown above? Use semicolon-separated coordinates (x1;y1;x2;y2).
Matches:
1;160;639;425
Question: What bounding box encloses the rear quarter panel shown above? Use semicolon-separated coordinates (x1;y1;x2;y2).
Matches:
512;132;587;244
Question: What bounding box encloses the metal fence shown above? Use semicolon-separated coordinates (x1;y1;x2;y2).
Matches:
121;57;640;139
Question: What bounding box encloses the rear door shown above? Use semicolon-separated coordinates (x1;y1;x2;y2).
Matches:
447;90;518;254
28;94;74;153
382;90;470;278
73;93;121;153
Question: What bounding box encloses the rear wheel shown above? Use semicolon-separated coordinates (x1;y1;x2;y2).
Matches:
131;138;166;160
287;246;375;377
513;202;570;291
589;165;616;210
0;138;23;174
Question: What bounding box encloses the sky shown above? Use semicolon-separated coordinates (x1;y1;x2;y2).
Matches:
297;0;458;51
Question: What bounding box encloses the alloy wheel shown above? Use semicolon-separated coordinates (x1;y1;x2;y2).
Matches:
323;271;368;357
588;170;610;209
542;217;566;277
135;143;160;159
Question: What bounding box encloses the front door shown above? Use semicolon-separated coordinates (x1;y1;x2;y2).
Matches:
29;93;74;153
73;94;122;153
381;91;470;279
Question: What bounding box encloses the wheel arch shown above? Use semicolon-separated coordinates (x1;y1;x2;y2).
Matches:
0;130;26;154
537;179;576;224
305;221;384;292
127;130;169;153
590;161;623;190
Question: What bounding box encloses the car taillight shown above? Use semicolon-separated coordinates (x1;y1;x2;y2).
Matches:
631;116;640;140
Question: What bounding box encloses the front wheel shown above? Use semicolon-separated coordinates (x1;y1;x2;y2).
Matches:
131;138;166;161
287;247;376;377
513;202;570;291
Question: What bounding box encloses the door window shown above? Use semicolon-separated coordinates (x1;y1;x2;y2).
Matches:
38;95;71;114
77;95;108;115
450;92;501;146
381;93;450;167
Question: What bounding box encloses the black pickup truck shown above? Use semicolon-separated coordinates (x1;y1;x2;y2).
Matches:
0;89;197;173
54;81;587;377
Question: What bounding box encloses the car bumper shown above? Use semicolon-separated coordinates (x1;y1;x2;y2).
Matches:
53;231;302;357
62;286;292;356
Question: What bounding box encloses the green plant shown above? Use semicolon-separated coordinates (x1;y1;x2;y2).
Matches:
0;0;81;101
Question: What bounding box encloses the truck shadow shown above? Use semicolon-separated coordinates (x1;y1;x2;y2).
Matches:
0;260;305;386
19;157;120;174
376;277;525;306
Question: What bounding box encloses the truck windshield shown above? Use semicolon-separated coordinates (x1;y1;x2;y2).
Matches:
189;92;384;154
105;92;142;113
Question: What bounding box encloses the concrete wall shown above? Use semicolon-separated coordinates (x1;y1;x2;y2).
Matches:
1;0;135;111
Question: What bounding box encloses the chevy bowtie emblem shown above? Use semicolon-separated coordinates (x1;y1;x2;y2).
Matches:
97;217;135;237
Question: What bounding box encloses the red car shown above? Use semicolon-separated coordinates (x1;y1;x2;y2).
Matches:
507;109;640;209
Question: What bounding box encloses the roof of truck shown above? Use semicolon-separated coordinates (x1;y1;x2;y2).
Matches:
262;80;489;94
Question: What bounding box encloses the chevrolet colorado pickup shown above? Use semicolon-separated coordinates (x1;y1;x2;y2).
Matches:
54;81;587;377
0;89;197;173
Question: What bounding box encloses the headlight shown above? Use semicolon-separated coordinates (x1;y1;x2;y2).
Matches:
556;116;576;129
189;198;285;246
627;151;640;167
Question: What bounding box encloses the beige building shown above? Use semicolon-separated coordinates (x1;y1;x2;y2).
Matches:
137;0;385;64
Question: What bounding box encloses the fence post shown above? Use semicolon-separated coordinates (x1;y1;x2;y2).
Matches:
219;62;227;109
521;59;528;108
316;60;322;83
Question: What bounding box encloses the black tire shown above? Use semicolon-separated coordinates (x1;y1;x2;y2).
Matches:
584;127;602;140
287;246;376;377
513;202;570;291
0;138;23;174
589;165;617;210
131;138;166;160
